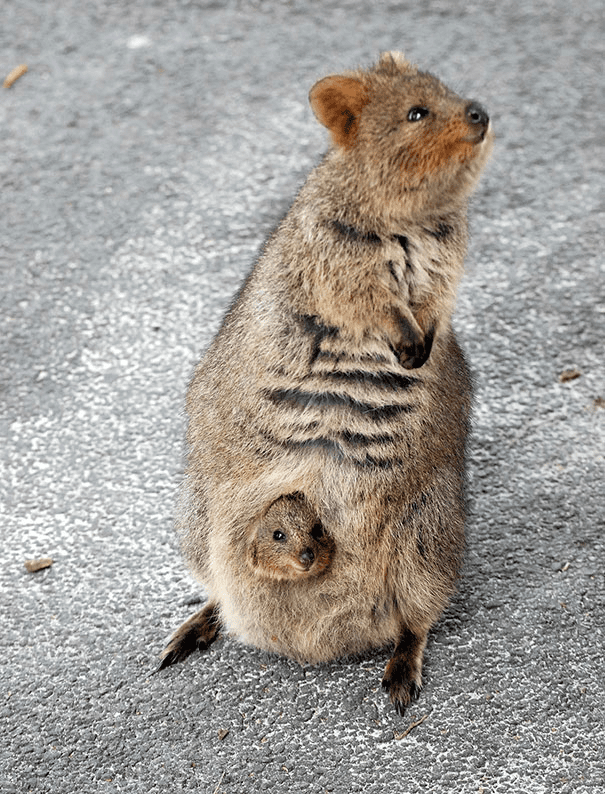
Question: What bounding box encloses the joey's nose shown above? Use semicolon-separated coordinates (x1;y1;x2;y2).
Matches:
300;548;315;565
465;102;489;128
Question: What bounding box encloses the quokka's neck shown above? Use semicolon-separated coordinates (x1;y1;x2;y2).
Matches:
297;153;470;238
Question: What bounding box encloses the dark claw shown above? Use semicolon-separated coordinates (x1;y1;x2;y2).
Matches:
156;648;188;674
409;681;421;701
155;652;178;673
394;699;408;718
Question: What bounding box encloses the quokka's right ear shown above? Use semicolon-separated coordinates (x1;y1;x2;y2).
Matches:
376;51;417;75
309;76;369;149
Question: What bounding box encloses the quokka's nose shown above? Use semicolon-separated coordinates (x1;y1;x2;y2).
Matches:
465;102;489;128
300;548;315;565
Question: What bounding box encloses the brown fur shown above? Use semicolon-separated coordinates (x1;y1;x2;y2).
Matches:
161;52;493;714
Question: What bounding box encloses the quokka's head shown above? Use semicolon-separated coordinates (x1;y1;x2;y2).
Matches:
246;493;335;582
309;51;494;210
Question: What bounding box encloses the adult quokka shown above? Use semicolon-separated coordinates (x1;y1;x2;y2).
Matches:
161;51;493;714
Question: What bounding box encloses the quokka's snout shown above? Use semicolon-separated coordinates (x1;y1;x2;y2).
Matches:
465;101;489;127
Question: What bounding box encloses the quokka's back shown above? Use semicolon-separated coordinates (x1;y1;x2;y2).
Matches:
164;51;494;714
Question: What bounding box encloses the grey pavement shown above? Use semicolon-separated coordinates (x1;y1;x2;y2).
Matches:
1;1;603;792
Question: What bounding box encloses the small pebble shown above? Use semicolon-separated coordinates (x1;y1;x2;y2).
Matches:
24;558;54;573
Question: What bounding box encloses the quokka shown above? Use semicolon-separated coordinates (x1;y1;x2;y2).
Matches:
161;51;493;714
246;492;335;581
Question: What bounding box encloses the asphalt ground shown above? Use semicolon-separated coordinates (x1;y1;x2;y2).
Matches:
1;1;603;792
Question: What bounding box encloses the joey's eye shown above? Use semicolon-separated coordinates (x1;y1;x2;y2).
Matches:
273;530;286;542
407;106;429;122
311;522;324;541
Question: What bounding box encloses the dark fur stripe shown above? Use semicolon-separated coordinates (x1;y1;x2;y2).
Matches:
360;455;396;470
298;313;339;339
260;430;399;470
323;369;418;391
393;234;413;272
331;220;382;245
282;436;345;459
394;234;410;256
297;314;339;364
316;350;390;365
425;222;453;241
263;387;414;420
416;529;427;559
339;430;395;446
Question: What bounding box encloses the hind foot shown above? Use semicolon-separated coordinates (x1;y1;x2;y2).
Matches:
381;627;427;716
158;601;221;670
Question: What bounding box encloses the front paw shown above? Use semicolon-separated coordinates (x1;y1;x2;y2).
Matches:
394;313;435;370
398;326;435;370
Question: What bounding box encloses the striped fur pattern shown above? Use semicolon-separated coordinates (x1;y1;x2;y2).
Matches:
163;52;494;714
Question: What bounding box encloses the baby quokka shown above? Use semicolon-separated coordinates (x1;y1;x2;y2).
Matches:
247;492;334;581
161;51;493;714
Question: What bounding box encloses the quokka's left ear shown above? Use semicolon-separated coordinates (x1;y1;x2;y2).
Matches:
309;75;369;149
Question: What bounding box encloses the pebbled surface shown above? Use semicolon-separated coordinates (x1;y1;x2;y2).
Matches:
1;1;603;792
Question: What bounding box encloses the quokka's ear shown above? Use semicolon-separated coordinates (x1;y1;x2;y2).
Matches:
309;75;369;148
376;51;417;75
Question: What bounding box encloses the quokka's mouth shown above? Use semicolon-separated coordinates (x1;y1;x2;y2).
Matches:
289;559;313;573
462;125;489;144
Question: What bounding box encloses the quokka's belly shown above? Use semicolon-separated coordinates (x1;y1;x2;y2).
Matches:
217;566;403;664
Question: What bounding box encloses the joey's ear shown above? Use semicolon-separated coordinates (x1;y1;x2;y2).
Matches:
247;539;259;570
309;76;369;148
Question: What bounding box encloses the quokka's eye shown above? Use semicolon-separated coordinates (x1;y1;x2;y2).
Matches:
273;530;286;542
407;106;429;122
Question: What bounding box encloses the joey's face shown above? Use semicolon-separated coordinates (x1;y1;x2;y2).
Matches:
268;521;329;576
248;510;335;581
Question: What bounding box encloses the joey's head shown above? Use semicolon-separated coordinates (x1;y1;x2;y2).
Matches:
309;51;494;215
247;493;334;582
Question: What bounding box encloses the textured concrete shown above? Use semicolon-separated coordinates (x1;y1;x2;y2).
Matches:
1;1;603;792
